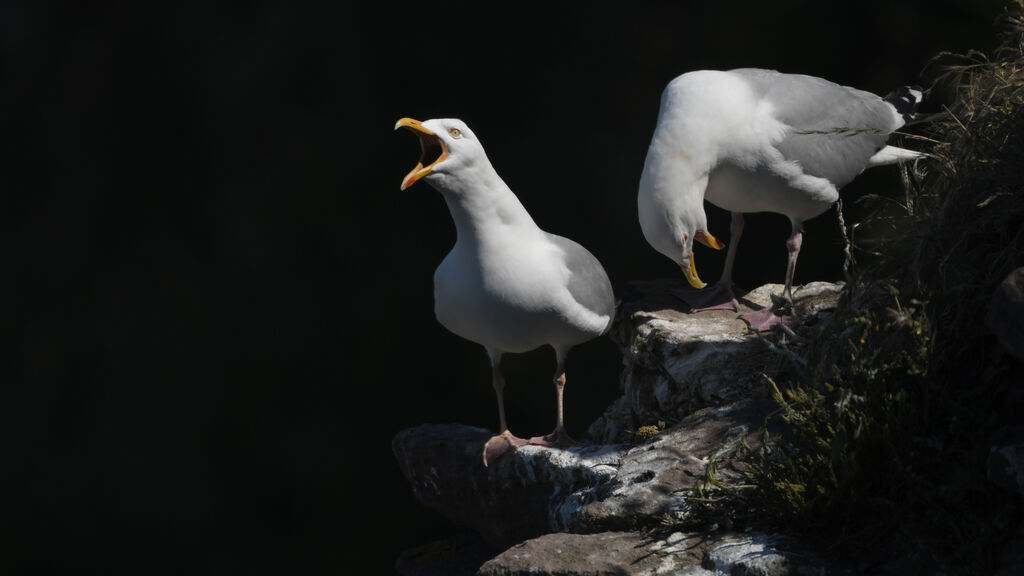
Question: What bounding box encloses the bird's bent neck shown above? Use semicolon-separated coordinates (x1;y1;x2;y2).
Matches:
639;136;708;207
432;164;538;245
637;130;710;261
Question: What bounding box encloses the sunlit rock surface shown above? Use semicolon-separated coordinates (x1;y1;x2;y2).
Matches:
392;280;843;575
477;531;794;576
590;279;843;444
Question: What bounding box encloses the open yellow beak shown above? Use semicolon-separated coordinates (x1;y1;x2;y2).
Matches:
695;230;725;250
395;117;449;190
682;253;706;289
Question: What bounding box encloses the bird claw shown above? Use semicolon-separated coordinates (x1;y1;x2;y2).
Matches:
527;428;579;449
482;431;528;467
741;306;800;332
672;282;741;312
768;292;794;316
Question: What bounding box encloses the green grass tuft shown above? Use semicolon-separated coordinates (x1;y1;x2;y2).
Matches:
694;3;1024;573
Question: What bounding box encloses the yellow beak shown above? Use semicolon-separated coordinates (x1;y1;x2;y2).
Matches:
695;230;725;250
395;117;449;190
682;253;706;289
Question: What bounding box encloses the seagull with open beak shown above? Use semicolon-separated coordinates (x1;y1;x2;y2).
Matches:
396;117;616;466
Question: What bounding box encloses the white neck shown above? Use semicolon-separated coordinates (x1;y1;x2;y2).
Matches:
639;136;708;216
640;140;707;202
431;164;538;244
637;129;710;264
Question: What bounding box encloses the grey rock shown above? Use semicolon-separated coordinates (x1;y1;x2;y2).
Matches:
477;531;793;576
986;266;1024;363
391;423;625;550
987;428;1024;497
574;399;777;533
392;398;776;553
591;279;843;444
393;280;842;575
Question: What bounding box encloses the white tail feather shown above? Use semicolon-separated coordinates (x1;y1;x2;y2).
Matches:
867;145;925;167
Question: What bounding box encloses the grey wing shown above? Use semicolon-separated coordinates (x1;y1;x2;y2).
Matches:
734;69;902;187
546;233;616;321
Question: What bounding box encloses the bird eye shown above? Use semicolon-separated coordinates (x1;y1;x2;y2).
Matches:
449;128;463;138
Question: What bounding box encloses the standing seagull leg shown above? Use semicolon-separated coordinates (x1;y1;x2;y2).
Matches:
483;350;527;466
528;347;579;448
741;221;802;331
705;212;745;310
780;225;803;308
673;213;743;312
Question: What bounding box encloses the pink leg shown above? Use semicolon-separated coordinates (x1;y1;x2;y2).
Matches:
782;227;802;304
673;213;743;312
528;351;579;448
741;223;802;332
483;352;527;466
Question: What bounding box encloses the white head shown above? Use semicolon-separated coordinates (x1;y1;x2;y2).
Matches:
394;117;489;192
637;156;724;290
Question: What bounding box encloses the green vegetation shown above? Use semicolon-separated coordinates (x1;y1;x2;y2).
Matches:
688;3;1024;573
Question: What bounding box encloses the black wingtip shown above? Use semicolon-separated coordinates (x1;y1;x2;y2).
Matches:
885;85;924;117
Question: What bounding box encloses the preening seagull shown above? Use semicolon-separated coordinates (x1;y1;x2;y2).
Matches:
638;68;924;330
396;117;616;465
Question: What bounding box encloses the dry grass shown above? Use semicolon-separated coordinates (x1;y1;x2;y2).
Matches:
909;5;1024;374
709;3;1024;574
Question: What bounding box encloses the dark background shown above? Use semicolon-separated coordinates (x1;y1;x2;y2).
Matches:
4;1;1006;573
